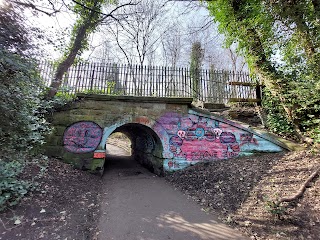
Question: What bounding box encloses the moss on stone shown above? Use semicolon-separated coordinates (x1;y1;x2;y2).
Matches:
45;146;64;157
87;158;105;171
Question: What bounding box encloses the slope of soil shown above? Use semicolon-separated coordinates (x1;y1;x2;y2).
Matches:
166;150;320;240
0;158;102;240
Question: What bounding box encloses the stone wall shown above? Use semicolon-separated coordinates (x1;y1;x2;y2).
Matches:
45;94;286;175
45;95;191;174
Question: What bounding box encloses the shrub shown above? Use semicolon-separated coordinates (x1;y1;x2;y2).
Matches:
0;159;32;211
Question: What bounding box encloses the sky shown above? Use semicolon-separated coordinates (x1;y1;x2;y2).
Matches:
23;0;246;70
24;0;76;59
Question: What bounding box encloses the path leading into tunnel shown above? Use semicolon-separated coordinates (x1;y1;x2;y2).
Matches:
97;144;248;240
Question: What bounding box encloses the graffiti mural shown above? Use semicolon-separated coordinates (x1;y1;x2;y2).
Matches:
171;118;240;160
63;121;103;153
154;112;260;170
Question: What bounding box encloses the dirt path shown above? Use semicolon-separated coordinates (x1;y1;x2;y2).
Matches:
96;147;248;240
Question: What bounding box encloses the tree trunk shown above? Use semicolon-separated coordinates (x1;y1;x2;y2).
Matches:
45;1;99;99
312;0;320;19
246;29;314;143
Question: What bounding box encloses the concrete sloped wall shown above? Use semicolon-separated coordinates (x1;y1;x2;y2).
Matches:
152;109;285;172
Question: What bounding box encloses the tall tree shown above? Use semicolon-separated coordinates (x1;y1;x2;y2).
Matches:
161;25;182;67
46;0;107;98
190;41;204;99
206;0;320;143
46;0;135;98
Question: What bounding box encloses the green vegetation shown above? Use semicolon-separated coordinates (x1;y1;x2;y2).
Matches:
207;0;320;143
263;195;287;220
0;3;53;211
0;160;33;211
82;81;120;95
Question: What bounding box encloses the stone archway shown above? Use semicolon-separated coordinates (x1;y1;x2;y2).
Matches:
105;123;164;176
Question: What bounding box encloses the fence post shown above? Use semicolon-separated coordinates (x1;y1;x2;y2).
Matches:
90;63;95;91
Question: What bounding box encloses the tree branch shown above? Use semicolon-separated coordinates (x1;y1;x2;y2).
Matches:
11;0;60;16
71;0;138;23
277;167;320;204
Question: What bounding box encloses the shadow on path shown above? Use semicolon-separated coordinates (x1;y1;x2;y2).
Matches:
98;145;248;240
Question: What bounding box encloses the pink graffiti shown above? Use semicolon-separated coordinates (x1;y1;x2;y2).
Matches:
165;118;241;161
63;121;102;153
154;113;262;164
180;117;193;129
179;138;240;161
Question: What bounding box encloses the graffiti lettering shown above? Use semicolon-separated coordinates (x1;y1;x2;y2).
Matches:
155;114;243;163
220;132;236;144
152;111;273;171
240;133;258;146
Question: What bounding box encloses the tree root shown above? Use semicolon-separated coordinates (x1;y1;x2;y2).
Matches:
276;167;320;205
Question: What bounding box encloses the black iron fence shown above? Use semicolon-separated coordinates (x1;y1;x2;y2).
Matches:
38;61;260;104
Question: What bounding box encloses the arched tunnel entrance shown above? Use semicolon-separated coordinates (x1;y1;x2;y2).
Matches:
104;123;164;176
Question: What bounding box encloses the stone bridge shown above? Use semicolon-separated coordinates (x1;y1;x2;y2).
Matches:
45;93;287;175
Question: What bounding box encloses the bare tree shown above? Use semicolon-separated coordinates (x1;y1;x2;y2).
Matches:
227;47;247;72
100;0;172;66
161;25;183;67
88;0;247;73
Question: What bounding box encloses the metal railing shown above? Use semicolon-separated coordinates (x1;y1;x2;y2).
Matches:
38;61;259;104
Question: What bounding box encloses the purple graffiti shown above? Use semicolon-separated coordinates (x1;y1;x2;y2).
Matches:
63;121;102;153
220;132;236;144
170;136;183;146
180;117;193;129
240;133;258;146
156;114;241;161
